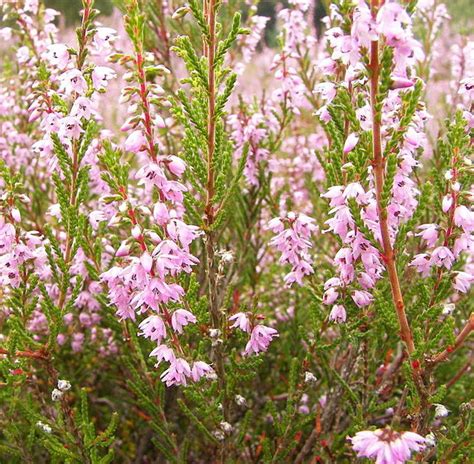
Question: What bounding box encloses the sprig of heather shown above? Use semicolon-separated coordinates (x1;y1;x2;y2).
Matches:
99;0;209;387
308;0;472;444
23;0;121;359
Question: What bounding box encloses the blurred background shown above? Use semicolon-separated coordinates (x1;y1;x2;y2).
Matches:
43;0;474;35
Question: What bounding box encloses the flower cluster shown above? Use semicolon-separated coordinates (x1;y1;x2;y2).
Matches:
268;212;317;286
229;312;278;356
98;6;210;387
314;0;434;323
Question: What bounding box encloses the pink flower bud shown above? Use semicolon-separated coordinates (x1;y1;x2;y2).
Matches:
391;75;414;89
125;130;147;153
329;304;346;323
28;108;42;123
116;242;130;257
442;195;453;213
153;202;169;226
131;225;142;240
167;156;186;177
11;208;21;223
140;252;153;273
343;133;359;154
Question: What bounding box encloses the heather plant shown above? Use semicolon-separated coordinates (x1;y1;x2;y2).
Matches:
0;0;472;463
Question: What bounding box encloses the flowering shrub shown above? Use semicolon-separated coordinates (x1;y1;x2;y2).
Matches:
0;0;472;462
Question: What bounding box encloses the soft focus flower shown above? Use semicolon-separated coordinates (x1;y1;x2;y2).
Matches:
244;325;279;355
229;312;251;333
124;130;147;153
350;428;425;463
51;388;63;401
171;309;197;333
453;272;473;293
329;304;347;323
91;66;116;90
57;379;71;391
191;361;214;382
37;421;52;433
343;133;359;154
304;371;317;384
416;224;439;247
434;403;449;418
44;44;70;68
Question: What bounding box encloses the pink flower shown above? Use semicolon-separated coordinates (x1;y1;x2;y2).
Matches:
343;182;367;203
329;304;346;323
267;217;284;233
11;208;21;223
377;3;411;43
0;27;12;41
343;133;359;154
453;272;473;293
167;156;186;177
323;287;339;305
16;46;30;64
59;116;83;140
71;97;92;119
139;315;166;342
350;428;425;464
191;361;214;381
72;333;85;352
140;251;154;273
89;210;107;229
356;105;372;130
324;277;341;289
352;290;373;308
244;325;278;355
391;75;414;89
404;127;423;148
459;78;474;100
314;82;337;103
160;358;191;386
91;66;116;90
229;312;251;333
410;253;432;276
268;212;317;286
149;345;175;364
454;205;474;233
153;202;169;226
442;195;453;213
93;27;117;50
44;44;70;68
430;246;455;269
116;242;130;257
125;130;147;153
166;220;201;249
41;113;60;133
453;233;472;257
322;186;345;207
59;69;87;95
416;224;438;247
358;272;376;290
171;309;196;333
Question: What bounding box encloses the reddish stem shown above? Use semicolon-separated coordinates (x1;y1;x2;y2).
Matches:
369;0;415;355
